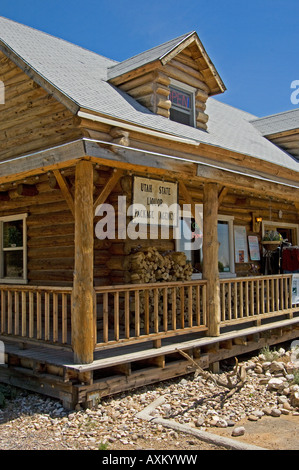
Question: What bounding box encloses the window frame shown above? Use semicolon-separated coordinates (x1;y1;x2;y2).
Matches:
175;210;236;279
0;213;28;284
169;79;196;127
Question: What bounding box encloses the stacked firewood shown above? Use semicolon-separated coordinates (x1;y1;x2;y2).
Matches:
123;248;195;329
127;247;193;284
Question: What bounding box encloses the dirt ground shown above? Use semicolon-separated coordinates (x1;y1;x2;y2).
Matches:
208;414;299;450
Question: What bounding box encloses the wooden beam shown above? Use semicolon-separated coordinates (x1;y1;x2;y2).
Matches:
218;186;228;206
17;184;38;197
53;169;75;217
93;169;124;213
202;182;220;337
72;161;94;364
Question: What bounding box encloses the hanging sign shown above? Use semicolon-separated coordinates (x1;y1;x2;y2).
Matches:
132;176;179;226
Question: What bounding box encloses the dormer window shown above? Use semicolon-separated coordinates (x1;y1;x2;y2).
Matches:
169;82;195;127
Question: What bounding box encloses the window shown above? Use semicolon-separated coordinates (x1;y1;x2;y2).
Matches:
169;81;195;127
176;212;235;278
0;214;27;283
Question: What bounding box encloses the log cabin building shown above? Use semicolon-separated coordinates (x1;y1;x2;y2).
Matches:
0;17;298;408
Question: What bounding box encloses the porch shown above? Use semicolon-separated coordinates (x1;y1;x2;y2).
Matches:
0;274;299;408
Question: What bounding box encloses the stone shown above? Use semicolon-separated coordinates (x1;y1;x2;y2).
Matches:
267;378;285;391
262;407;272;416
271;408;281;417
290;391;299;408
216;419;228;428
195;417;205;427
232;426;245;437
248;414;259;421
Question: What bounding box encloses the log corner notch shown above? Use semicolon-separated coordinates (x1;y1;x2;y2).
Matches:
202;182;220;337
72;160;95;364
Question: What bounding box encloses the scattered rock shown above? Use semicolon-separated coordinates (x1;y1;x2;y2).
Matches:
232;426;246;437
271;408;282;417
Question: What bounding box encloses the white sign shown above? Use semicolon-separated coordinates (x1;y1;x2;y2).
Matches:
234;226;249;263
292;274;299;305
132;177;179;226
248;235;261;261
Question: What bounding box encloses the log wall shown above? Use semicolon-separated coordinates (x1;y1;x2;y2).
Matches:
0;52;83;162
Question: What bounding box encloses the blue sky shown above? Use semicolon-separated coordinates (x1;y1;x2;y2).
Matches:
1;0;298;117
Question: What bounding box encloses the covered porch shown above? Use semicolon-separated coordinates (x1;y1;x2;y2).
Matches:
0;145;299;408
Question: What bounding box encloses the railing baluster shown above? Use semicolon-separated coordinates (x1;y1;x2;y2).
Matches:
163;287;168;332
154;288;159;333
1;290;6;333
172;287;177;331
45;291;50;341
135;290;140;337
114;291;119;341
103;292;109;343
7;290;12;335
196;284;201;326
144;290;150;335
188;285;193;327
180;286;185;328
61;293;67;344
29;291;34;338
14;291;19;336
125;290;130;339
21;291;26;337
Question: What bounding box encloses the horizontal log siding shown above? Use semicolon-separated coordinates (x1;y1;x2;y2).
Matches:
0;52;83;162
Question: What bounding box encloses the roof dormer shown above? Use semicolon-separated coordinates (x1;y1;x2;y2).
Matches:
107;31;226;131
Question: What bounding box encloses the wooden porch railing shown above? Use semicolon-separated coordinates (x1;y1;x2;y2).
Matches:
1;275;297;354
0;285;72;347
94;280;208;350
220;274;296;326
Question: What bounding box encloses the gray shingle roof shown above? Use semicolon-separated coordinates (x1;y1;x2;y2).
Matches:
251;108;299;136
0;16;298;174
107;32;194;80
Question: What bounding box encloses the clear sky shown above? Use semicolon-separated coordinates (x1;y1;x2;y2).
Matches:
0;0;298;117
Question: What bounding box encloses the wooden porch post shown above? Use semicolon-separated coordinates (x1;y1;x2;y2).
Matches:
202;182;220;337
72;160;94;364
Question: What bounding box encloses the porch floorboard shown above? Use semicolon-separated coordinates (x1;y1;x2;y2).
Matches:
2;315;299;372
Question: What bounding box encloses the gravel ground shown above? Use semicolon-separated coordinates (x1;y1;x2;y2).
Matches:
0;344;298;451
